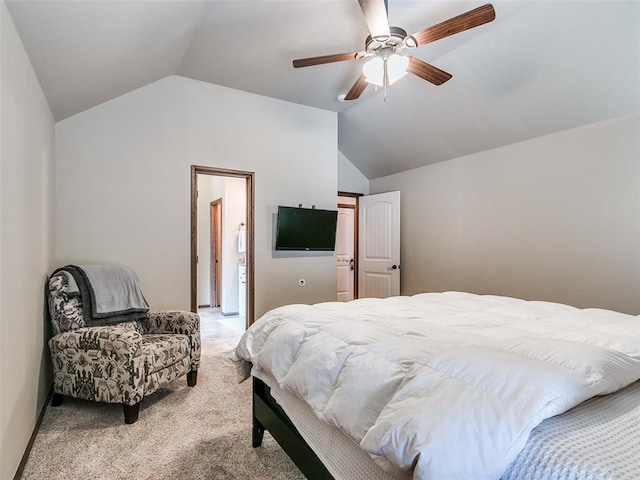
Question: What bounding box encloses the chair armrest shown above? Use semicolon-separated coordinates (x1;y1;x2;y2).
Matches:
48;322;145;404
49;322;142;359
141;311;201;371
141;311;199;335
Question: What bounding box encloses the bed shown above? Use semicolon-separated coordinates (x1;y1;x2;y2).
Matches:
232;292;640;479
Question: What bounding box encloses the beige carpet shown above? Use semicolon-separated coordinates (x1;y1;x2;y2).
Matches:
20;342;306;480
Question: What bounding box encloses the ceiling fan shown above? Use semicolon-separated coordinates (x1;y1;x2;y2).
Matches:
292;1;496;101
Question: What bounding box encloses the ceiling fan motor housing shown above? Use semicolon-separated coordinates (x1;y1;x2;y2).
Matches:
366;26;416;56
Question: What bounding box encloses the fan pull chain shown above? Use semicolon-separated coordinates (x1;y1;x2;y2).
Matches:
383;58;388;102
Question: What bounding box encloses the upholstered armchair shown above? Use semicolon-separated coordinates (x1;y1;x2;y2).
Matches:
47;269;201;424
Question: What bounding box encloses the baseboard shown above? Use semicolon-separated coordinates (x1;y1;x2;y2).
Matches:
222;311;239;316
197;304;211;308
13;385;53;480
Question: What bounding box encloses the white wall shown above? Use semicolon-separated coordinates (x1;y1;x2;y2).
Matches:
55;75;338;318
371;115;640;314
221;176;246;314
338;150;369;195
0;2;55;478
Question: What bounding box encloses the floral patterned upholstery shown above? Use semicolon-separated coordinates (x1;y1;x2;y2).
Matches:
47;272;201;423
141;311;201;373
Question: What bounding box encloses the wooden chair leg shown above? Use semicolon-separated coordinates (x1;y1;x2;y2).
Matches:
51;393;63;407
123;403;140;424
187;370;197;387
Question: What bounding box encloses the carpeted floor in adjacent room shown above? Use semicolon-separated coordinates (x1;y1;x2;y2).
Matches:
19;310;306;480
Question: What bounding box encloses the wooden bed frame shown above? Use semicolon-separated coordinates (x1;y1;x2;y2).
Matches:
252;377;334;479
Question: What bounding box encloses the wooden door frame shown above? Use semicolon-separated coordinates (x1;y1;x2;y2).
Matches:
191;166;255;328
338;191;362;299
209;199;222;308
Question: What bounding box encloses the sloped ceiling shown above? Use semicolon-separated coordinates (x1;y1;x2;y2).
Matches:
6;0;639;179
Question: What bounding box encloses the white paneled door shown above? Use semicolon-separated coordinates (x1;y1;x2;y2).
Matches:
336;201;356;301
358;191;400;298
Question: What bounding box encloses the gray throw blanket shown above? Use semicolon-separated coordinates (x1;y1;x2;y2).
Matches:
51;265;149;327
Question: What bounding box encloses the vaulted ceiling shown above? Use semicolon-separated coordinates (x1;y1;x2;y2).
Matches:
6;1;639;179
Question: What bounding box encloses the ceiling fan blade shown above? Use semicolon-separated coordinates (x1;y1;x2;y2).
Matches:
293;51;363;68
411;4;496;47
344;74;368;101
358;0;390;38
407;57;452;85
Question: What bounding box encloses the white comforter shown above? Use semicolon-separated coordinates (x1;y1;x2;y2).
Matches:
232;292;640;479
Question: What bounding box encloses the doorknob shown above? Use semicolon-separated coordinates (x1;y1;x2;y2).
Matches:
387;264;400;270
349;258;355;271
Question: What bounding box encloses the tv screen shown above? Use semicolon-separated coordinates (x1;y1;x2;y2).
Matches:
275;206;338;251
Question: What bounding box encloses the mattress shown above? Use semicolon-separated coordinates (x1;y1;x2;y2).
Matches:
257;370;410;480
261;370;640;480
502;379;640;480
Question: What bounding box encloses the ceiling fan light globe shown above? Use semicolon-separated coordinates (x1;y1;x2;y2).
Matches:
363;57;384;86
387;54;409;85
363;54;409;86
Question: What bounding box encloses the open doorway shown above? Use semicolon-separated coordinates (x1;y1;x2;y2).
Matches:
191;166;254;330
337;192;362;301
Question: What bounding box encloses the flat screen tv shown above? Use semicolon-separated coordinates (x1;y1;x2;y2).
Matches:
275;206;338;251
